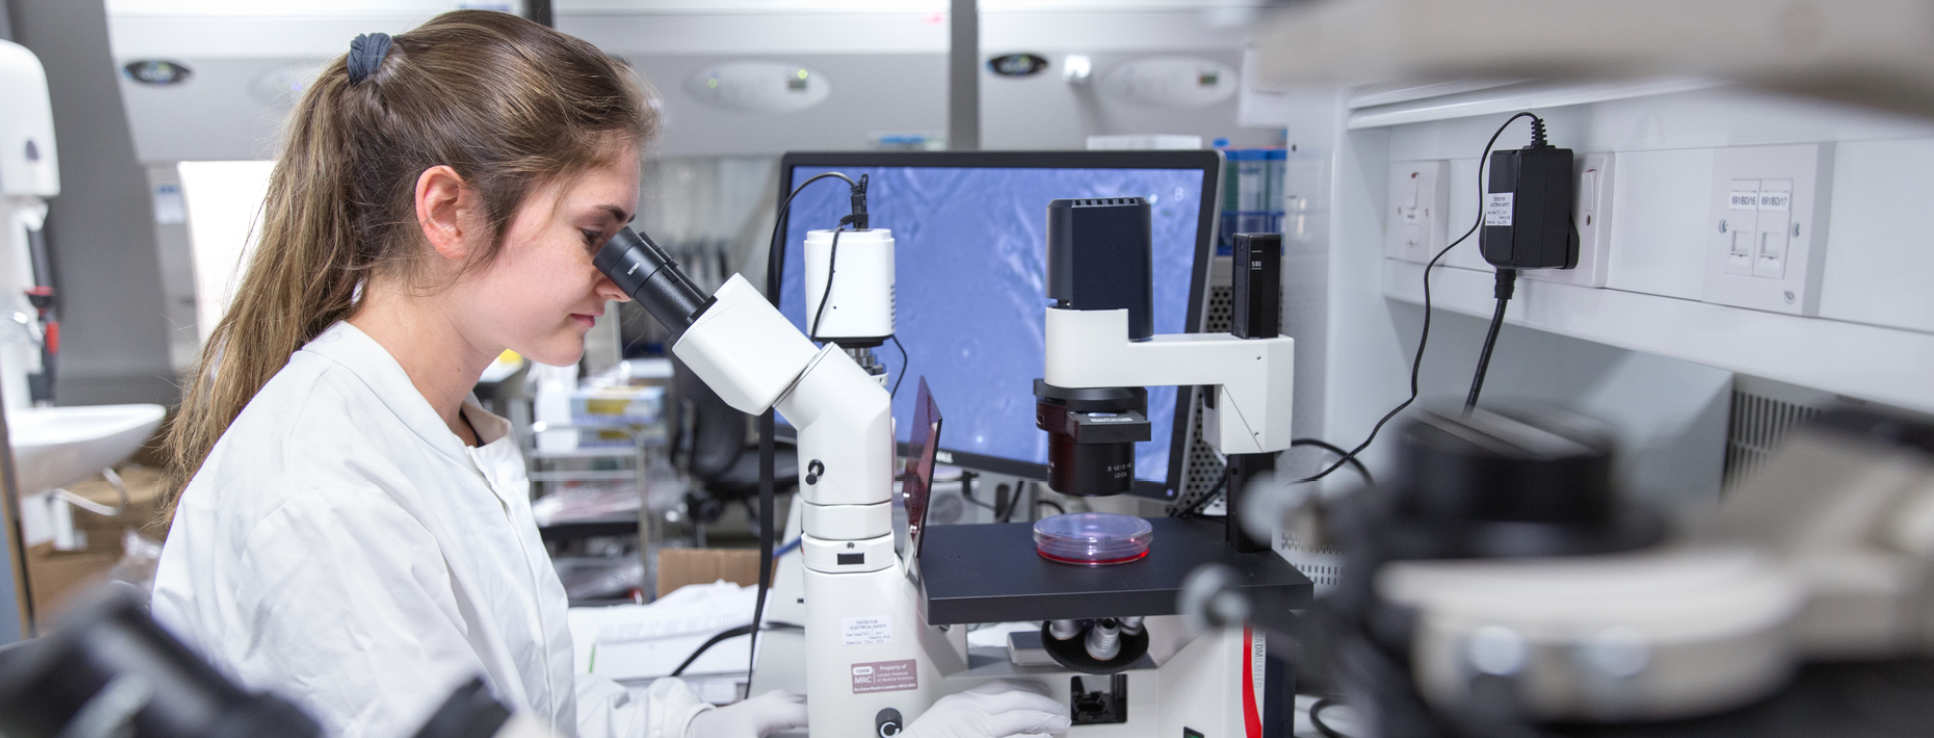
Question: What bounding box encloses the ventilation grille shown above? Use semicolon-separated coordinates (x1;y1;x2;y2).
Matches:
1070;197;1143;208
1725;388;1824;485
1171;278;1234;514
1281;540;1343;594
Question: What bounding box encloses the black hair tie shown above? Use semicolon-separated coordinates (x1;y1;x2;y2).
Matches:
347;32;393;85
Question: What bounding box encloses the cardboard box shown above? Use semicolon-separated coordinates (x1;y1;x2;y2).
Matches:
22;465;167;630
66;465;169;544
656;548;762;598
25;542;121;629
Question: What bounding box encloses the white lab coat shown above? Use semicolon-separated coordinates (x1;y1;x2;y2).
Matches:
152;322;708;738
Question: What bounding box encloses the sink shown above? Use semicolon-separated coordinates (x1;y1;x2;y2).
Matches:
7;404;166;493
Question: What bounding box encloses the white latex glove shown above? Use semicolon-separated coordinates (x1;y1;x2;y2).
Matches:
900;680;1072;738
686;690;808;738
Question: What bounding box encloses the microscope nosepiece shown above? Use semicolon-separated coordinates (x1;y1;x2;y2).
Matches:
1033;381;1149;496
1084;619;1123;662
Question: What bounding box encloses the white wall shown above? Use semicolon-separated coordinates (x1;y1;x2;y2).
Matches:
1259;87;1744;508
1382;87;1934;337
176;160;273;346
14;0;176;405
1293;84;1934;508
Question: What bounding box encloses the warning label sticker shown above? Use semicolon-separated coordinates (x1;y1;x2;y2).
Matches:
843;616;891;646
1483;193;1515;226
851;659;919;694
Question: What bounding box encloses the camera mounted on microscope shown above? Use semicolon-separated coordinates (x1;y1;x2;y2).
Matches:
1033;198;1157;497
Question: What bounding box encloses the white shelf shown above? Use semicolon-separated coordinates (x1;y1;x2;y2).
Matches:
529;447;648;461
1347;80;1524;109
528;470;643;483
1253;0;1934;122
1345;77;1717;129
1382;259;1934;414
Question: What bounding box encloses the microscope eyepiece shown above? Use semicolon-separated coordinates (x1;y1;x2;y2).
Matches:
594;227;713;340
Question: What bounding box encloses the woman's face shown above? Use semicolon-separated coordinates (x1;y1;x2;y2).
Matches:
457;145;639;366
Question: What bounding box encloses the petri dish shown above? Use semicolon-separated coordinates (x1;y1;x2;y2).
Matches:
1033;512;1154;566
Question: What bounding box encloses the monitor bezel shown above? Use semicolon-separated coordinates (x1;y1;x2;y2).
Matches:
774;149;1222;501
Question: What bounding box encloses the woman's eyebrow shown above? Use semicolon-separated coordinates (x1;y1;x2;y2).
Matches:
597;205;634;225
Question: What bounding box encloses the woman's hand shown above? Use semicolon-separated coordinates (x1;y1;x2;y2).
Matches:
685;690;808;737
900;680;1072;738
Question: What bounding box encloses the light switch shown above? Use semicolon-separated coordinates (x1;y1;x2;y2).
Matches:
1403;222;1426;251
1578;168;1600;227
1386;161;1449;263
1754;179;1793;279
1525;152;1616;288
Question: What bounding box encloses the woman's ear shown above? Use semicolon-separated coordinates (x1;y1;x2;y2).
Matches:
414;165;482;263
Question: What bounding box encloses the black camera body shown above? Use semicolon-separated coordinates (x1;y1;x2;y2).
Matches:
1034;198;1156;497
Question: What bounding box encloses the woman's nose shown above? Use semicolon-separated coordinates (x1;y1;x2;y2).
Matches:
596;273;632;303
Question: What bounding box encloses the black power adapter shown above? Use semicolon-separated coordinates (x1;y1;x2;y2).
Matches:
1479;119;1579;270
1469;115;1581;411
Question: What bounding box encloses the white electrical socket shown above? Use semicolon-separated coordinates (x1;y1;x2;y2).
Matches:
1702;144;1833;316
1385;160;1449;264
1526;153;1615;288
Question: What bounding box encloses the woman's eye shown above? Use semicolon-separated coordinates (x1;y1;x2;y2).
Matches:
581;230;603;247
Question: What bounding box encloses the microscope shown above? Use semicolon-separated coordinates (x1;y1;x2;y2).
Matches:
0;197;1313;738
1185;396;1934;736
0;586;559;738
598;225;961;736
592;188;1311;734
1031;197;1293;551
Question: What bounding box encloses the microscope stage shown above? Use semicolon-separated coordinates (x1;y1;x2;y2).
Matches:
918;516;1311;625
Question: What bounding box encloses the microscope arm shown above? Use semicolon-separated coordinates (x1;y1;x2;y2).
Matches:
596;225;895;513
668;273;819;415
601;229;935;738
1044;307;1294;456
673;274;895;509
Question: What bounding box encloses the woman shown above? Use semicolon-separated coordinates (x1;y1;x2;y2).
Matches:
150;11;1071;738
146;12;806;737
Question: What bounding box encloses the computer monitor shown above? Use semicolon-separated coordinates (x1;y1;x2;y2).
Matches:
775;151;1219;500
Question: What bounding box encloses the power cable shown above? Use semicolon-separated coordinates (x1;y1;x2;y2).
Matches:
1297;112;1545;485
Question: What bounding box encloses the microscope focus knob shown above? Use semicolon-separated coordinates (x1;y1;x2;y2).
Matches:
806;459;825;485
874;708;904;737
